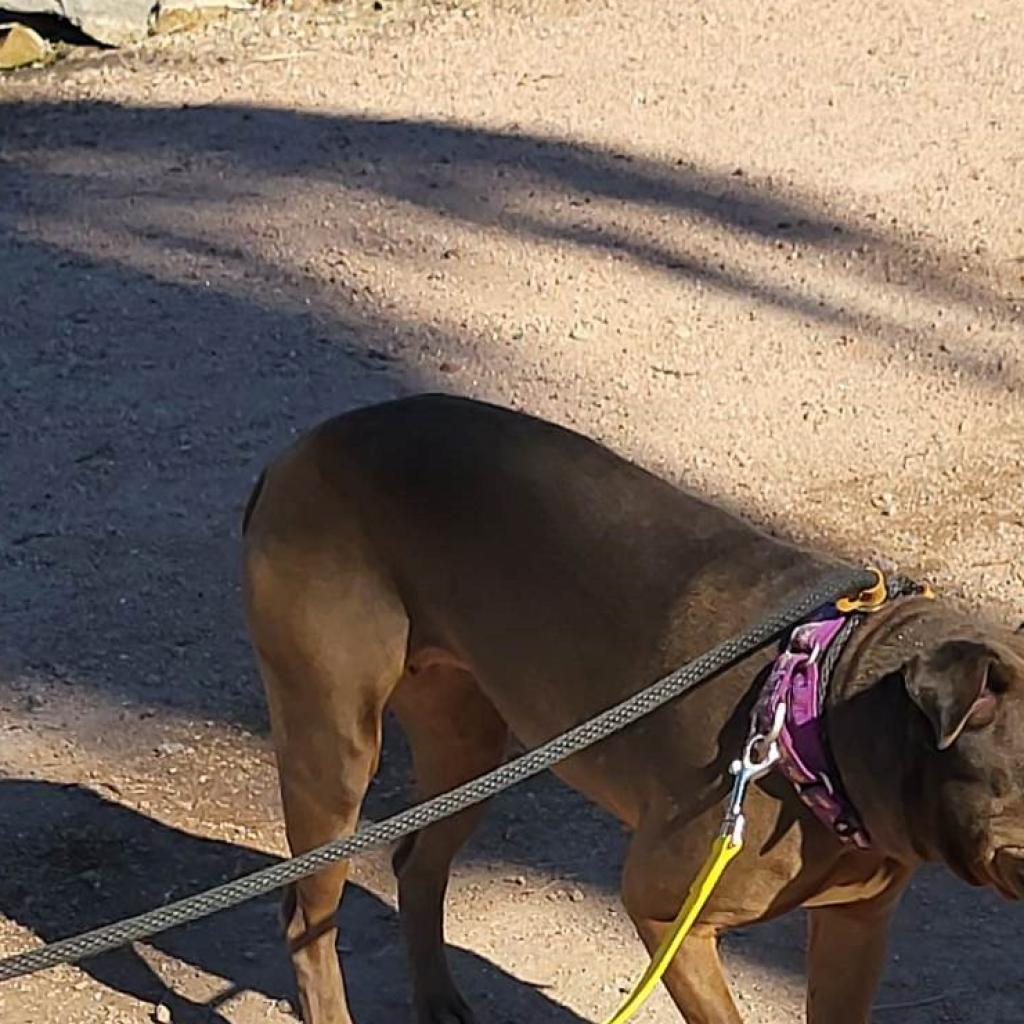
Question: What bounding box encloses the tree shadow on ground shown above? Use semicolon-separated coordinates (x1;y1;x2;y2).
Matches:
0;100;1020;1021
1;99;1018;732
2;99;1020;730
5;101;1018;386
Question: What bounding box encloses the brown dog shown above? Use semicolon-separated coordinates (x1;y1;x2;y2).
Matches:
242;394;1024;1024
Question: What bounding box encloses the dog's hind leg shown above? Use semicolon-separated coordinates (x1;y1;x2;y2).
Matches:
389;663;509;1024
247;549;409;1024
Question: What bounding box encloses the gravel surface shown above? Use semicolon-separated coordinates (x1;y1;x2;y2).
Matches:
1;1;1022;1021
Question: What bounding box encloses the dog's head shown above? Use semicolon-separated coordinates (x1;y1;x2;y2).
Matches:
874;612;1024;897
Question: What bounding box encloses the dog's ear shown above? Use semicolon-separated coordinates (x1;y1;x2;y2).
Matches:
904;640;1001;750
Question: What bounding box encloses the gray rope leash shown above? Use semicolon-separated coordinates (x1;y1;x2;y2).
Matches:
0;566;874;983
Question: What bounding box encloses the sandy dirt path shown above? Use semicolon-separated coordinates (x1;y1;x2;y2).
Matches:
1;1;1022;1021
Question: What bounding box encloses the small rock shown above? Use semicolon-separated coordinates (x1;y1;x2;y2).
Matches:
0;24;54;70
568;887;585;902
152;6;222;34
871;493;897;517
154;1003;172;1024
155;741;187;757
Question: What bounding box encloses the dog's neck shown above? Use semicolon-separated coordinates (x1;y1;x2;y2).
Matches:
824;598;944;864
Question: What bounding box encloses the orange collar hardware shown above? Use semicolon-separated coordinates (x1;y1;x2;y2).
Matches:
835;566;888;613
835;566;935;614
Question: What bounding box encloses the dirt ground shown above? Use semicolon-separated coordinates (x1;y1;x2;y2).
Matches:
1;0;1023;1021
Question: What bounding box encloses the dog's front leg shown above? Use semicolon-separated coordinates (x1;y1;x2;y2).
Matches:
626;917;743;1024
805;883;907;1024
620;812;747;1023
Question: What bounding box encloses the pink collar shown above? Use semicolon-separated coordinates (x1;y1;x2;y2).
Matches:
754;611;870;848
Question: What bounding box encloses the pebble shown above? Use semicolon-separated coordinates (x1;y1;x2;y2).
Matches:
155;742;188;756
0;23;54;70
872;493;897;517
154;1003;172;1024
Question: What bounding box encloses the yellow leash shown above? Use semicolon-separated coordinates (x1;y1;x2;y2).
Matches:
602;703;787;1024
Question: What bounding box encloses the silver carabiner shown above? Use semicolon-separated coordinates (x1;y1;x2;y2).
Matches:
720;702;786;845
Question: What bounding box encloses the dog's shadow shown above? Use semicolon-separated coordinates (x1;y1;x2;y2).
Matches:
0;778;587;1023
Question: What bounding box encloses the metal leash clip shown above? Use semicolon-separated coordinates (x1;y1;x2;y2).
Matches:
721;702;787;845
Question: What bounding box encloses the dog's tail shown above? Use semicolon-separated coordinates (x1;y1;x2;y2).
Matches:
241;469;267;536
